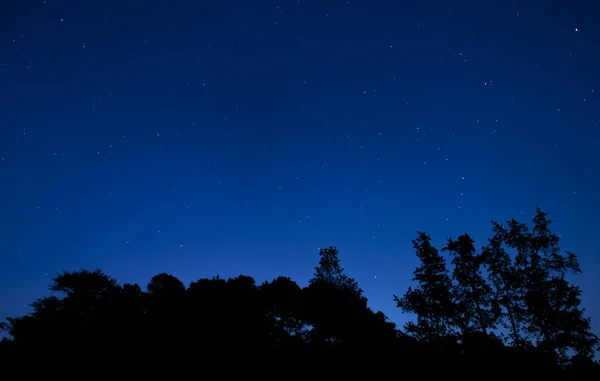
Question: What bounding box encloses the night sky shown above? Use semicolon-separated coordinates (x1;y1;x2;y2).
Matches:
1;1;599;333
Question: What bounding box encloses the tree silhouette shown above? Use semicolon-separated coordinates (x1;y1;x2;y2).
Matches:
395;232;457;345
481;219;530;348
482;208;599;363
310;246;361;293
0;209;597;376
442;234;499;337
395;208;599;373
260;276;310;343
304;246;397;351
147;272;186;295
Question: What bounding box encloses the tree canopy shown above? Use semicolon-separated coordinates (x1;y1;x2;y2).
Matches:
0;208;598;377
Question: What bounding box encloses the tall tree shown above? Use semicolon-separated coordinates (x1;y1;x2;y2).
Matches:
481;220;529;347
525;209;598;361
443;234;498;337
483;208;599;361
395;232;456;344
306;246;378;346
310;246;361;294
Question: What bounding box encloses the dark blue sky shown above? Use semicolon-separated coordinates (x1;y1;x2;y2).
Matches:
1;0;599;332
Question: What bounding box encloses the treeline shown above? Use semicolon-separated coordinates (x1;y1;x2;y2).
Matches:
1;208;599;377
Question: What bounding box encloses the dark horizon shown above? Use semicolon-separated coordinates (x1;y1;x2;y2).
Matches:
2;209;599;374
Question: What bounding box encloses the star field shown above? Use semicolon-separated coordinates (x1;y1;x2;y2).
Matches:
1;1;599;332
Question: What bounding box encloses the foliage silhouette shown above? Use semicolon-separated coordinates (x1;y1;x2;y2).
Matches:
0;208;598;376
394;231;457;345
397;208;599;376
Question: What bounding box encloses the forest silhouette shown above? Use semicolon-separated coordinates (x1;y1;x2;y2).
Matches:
1;208;599;377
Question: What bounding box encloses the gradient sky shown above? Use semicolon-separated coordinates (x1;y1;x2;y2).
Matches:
1;0;599;334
